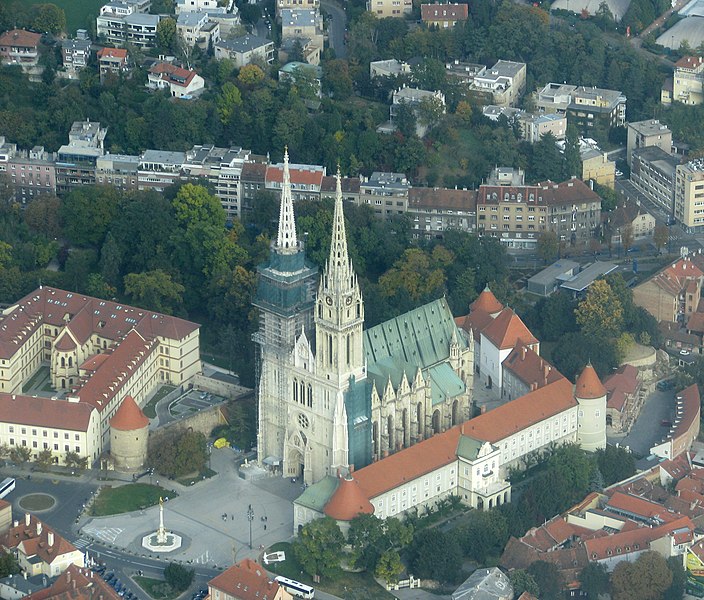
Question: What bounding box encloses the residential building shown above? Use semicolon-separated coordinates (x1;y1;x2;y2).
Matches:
537;83;626;131
60;34;91;74
279;36;321;66
147;62;205;98
176;0;221;13
627;119;672;167
265;160;325;202
526;260;580;297
604;364;642;433
177;12;220;50
97;47;130;82
370;59;410;79
276;0;319;14
1;514;84;577
0;30;41;70
97;2;135;46
649;384;701;460
605;201;655;246
124;13;160;47
182;145;252;219
359;171;410;218
518;113;567;143
214;36;275;67
668;56;704;106
633;254;704;323
445;60;486;86
387;87;446;137
482;105;524;123
420;3;469;28
278;61;322;93
581;148;615;188
320;175;360;205
208;559;292;600
367;0;413;17
501;342;564;402
239;162;267;214
476;177;602;249
0;286;200;449
55;120;107;193
96;153;140;189
24;565;120;600
630;146;679;215
97;2;160;48
138;149;186;191
470;60;526;107
407;186;476;237
451;568;513;600
2;145;57;205
280;9;322;45
675;158;704;232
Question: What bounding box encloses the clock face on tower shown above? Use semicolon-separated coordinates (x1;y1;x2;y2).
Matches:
325;296;333;306
345;296;353;306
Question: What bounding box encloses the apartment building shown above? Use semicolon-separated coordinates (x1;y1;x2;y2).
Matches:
667;56;704;106
518;113;567;143
97;47;130;82
96;154;140;189
147;62;205;98
320;174;361;205
420;3;469;27
581;148;615;189
176;12;220;50
407;186;476;237
265;161;325;201
182;145;251;219
137;150;186;191
276;0;319;14
214;35;275;67
0;29;41;70
537;83;626;131
675;158;704;233
627;119;672;167
630;146;679;215
60;32;91;74
359;172;410;218
444;60;486;85
281;9;321;42
55;120;107;193
477;177;602;249
0;142;57;204
176;0;221;12
239;162;267;215
96;1;159;48
367;0;413;17
470;60;526;107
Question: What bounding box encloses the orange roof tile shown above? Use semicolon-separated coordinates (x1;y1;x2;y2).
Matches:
55;333;77;351
575;364;606;399
110;395;149;431
97;48;128;59
470;287;504;315
0;394;95;431
354;427;461;499
0;29;41;48
502;343;564;390
606;492;679;522
266;165;324;187
208;559;281;600
1;514;79;564
671;383;700;447
25;565;120;600
461;378;577;443
604;365;638;411
688;311;704;334
421;2;469;20
675;55;704;70
324;475;374;521
481;308;538;350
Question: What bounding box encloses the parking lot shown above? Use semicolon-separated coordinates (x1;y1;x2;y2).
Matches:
167;390;225;418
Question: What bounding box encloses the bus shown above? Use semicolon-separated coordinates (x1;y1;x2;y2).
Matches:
0;478;15;499
274;576;314;599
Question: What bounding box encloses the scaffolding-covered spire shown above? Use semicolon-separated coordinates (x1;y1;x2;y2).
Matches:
275;147;298;253
325;165;352;287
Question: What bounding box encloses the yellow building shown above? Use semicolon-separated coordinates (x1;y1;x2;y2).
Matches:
581;149;616;189
675;159;704;233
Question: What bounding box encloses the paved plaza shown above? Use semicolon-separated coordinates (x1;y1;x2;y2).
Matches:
78;449;299;567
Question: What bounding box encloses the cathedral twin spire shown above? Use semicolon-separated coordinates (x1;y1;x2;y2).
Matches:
323;166;356;294
275;147;299;254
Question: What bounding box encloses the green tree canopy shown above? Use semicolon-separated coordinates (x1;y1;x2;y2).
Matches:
611;551;672;600
61;186;120;248
32;3;66;34
293;516;345;580
407;529;461;583
575;278;624;338
124;269;185;315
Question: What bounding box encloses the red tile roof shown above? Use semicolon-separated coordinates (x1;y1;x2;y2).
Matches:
0;394;95;431
687;310;704;334
477;179;600;208
266;165;324;187
606;491;679;523
97;48;128;60
324;475;374;521
208;559;281;600
0;29;41;48
503;343;564;390
55;333;77;351
575;364;606;400
481;308;538;350
149;62;198;87
408;187;476;211
421;3;469;21
110;395;149;431
25;565;120;600
321;176;360;194
1;514;79;565
461;378;577;443
671;383;700;446
470;287;504;315
604;365;638;411
675;55;704;70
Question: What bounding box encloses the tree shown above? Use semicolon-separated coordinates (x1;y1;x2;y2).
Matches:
527;561;562;600
595;445;635;486
65;451;88;470
293;516;345;580
578;562;609;600
238;64;265;88
0;551;18;578
322;59;353;100
63;249;98;294
61;186;119;248
35;448;53;470
10;446;32;465
157;17;177;52
148;430;208;478
654;224;669;253
347;514;412;572
537;231;559;263
100;231;123;289
24;195;61;239
379;248;447;304
124;270;185;315
509;570;539;597
575;279;624;339
611;551;672;600
408;529;462;583
621;223;634;253
664;555;686;600
164;563;194;591
457;510;508;563
394;102;417;138
216;82;243;127
375;549;403;585
32;3;66;34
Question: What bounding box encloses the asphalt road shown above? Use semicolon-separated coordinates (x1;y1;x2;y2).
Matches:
321;0;347;59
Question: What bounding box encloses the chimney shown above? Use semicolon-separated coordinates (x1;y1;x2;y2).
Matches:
544;364;550;381
36;522;42;536
48;531;54;546
66;571;71;584
24;513;30;527
13;520;18;528
480;404;487;414
349;464;355;473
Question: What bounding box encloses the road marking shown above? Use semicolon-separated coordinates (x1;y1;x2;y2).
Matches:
83;525;124;544
194;550;210;564
73;538;91;550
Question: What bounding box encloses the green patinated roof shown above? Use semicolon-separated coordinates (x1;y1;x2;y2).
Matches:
429;362;466;406
456;435;484;461
364;298;465;391
294;475;338;512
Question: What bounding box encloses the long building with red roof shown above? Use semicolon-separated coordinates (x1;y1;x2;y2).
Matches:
0;287;201;463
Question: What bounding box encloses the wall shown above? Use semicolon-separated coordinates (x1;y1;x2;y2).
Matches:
191;373;251;400
151;402;227;439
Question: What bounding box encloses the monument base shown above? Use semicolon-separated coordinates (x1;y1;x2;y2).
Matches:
141;531;182;553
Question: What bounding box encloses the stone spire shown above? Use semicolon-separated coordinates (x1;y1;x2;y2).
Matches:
325;166;353;290
275;147;298;254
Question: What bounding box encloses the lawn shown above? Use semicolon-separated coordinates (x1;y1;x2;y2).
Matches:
266;542;394;600
175;467;216;486
24;365;50;392
133;576;180;600
91;483;177;516
24;0;105;35
143;385;176;418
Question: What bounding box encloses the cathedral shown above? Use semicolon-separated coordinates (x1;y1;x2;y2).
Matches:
254;151;474;485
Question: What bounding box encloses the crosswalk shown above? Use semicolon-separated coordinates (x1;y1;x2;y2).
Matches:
81;526;124;544
73;538;91;551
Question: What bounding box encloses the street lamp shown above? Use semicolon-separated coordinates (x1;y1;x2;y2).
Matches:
247;504;254;550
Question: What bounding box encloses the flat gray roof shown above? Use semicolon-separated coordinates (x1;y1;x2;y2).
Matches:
140;149;186;165
528;260;580;287
560;261;618;292
657;16;704;48
216;34;270;53
281;8;316;27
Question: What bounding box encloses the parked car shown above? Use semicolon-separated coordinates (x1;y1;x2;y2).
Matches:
657;379;674;391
